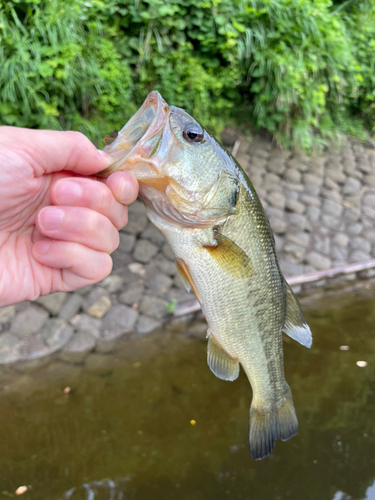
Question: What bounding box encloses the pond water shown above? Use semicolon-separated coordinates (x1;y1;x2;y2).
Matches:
1;287;375;500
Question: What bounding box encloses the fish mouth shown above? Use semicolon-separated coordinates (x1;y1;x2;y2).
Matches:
102;91;170;180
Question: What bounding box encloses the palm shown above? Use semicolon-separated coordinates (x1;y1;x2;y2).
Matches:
0;157;61;304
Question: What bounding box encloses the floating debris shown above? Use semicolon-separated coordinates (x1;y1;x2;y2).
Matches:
63;387;71;395
190;420;196;426
356;361;367;367
339;345;350;351
15;486;28;495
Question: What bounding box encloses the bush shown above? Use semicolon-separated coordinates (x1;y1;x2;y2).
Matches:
0;0;374;148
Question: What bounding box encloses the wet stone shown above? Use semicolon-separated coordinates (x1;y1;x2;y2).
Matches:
59;331;97;364
350;237;371;253
38;319;73;351
265;207;284;220
133;240;159;264
343;177;362;195
35;292;67;315
322;215;344;231
83;288;111;319
58;294;83;322
331;246;348;262
303;183;321;197
100;275;123;293
137;315;162;335
268;218;286;234
305;252;332;271
148;273;173;295
0;333;22;364
322;199;343;217
285;199;305;214
306;206;320;223
11;306;49;337
284;243;306;263
284;189;299;201
0;306;16;324
162;242;174;260
141;223;165;246
325;169;346;184
119;282;145;307
364;175;375;187
366;228;375;244
123;201;148;235
324;177;339;192
268;158;286;175
362;193;375;208
140;296;168;320
333;233;349;247
273;234;284;252
313;235;330;256
70;314;102;339
118;233;136;253
156;258;177;276
347;223;363;236
286;232;310;248
284;169;301;183
287;158;308;171
303;174;322;186
102;305;138;337
350;250;371;263
288;214;307;231
300;194;320;207
267;191;285;209
343;207;360;222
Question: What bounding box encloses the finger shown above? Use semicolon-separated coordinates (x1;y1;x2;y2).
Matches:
0;126;114;176
51;177;129;230
32;239;113;284
36;206;119;253
105;172;139;206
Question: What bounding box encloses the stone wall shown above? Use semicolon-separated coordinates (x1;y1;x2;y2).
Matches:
1;134;375;366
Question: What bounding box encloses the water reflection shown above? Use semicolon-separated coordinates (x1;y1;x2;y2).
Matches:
0;293;374;500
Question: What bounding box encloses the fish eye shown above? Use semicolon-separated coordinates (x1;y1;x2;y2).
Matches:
182;123;204;143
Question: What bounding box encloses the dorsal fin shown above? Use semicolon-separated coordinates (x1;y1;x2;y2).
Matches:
207;331;240;381
283;283;312;348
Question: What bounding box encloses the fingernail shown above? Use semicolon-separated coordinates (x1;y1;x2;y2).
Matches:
55;181;82;204
39;208;65;230
34;240;52;254
97;149;115;166
120;178;135;203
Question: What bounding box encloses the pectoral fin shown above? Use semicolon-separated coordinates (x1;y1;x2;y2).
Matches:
207;332;239;381
283;283;312;348
204;231;253;278
175;258;201;302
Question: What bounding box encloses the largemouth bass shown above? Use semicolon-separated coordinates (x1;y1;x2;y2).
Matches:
101;91;312;460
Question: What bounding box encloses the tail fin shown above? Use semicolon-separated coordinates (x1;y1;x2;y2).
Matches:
249;385;298;460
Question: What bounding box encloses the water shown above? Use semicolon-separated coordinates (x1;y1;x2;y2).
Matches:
1;288;375;500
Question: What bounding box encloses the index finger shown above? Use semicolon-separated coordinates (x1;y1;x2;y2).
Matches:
0;126;114;177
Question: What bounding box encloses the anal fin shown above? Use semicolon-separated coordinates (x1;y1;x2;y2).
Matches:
207;332;239;382
283;283;312;348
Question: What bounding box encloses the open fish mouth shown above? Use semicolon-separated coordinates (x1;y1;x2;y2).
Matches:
101;91;170;179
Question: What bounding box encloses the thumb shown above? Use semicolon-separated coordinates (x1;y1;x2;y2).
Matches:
1;127;114;176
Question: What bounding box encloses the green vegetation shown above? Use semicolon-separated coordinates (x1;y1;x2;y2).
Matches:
0;0;374;148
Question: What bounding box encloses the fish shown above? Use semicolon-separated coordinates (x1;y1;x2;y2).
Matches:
100;91;312;460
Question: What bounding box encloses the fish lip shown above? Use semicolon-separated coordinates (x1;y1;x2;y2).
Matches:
102;91;171;180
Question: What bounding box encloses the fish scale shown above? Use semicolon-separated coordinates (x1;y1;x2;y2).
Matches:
100;90;312;460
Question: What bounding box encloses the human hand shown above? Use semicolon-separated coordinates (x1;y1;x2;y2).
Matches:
0;127;139;307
